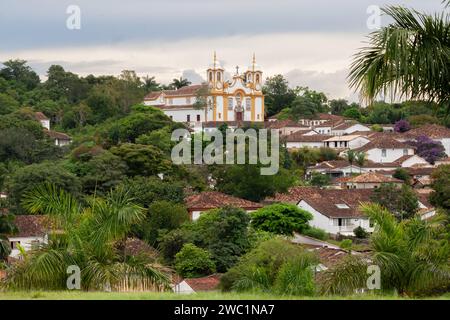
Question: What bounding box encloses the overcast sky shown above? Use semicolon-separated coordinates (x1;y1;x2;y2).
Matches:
0;0;445;101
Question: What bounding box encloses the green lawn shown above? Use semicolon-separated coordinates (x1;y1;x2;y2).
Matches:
0;291;449;300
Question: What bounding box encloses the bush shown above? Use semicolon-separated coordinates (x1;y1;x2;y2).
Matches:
221;238;318;295
394;119;411;132
353;226;368;239
302;227;328;240
174;243;216;278
339;239;353;249
251;203;312;236
370;124;383;132
274;256;316;296
393;168;411;184
158;228;193;264
310;172;331;187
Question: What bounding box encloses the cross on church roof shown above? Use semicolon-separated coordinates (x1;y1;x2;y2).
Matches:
235;65;239;75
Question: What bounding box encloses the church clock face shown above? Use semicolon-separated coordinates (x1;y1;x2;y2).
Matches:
255;83;262;91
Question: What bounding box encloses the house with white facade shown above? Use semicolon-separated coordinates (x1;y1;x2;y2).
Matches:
34;112;50;130
266;119;310;136
285;133;332;149
143;53;265;132
7;215;50;260
323;135;370;150
335;172;403;189
34;112;71;147
331;122;371;136
185;191;262;220
267;187;374;236
351;136;415;163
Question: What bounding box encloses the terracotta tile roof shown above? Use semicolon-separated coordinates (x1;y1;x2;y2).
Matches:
310;160;396;171
344;172;402;184
185;191;262;211
353;136;412;152
312;247;350;268
324;135;367;142
144;84;206;100
403;124;450;139
124;237;159;258
183;274;221;292
34;112;49;121
202;121;263;128
267;187;373;218
11;215;51;237
265;119;307;129
285;132;332;142
331;121;362;130
44;129;71;140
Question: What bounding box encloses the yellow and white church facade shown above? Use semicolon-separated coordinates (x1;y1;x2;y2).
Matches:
143;53;265;132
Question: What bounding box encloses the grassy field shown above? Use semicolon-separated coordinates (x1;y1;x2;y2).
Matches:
0;291;449;300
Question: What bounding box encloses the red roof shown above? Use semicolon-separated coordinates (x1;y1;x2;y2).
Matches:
185;191;262;211
144;84;206;100
11;215;51;237
404;124;450;139
285;132;332;143
34;112;49;121
267;187;373;218
183;274;221;292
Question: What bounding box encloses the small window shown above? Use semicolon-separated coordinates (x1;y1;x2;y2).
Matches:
382;149;387;157
257;114;260;120
209;72;213;82
168;98;173;105
186;97;191;104
245;98;251;111
218;113;221;119
255;74;260;83
403;148;408;156
217;72;221;82
228;98;233;110
187;115;191;122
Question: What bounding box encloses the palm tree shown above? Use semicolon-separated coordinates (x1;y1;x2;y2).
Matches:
320;203;450;296
346;150;356;174
355;152;366;174
1;184;171;291
171;77;191;89
142;76;160;92
349;5;449;116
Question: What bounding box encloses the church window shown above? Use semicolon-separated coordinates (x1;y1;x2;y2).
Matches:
209;72;213;82
217;72;221;82
218;113;221;119
228;98;233;110
247;73;252;82
257;114;260;120
245;98;251;111
256;74;260;83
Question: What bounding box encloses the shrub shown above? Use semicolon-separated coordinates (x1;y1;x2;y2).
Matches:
370;124;383;132
394;119;411;132
174;243;216;278
274;256;316;296
158;228;192;264
393;168;411;184
302;227;328;240
353;226;368;239
310;172;331;187
339;239;353;249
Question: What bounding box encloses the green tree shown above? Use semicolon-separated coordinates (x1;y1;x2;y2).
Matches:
370;183;419;220
393;168;411;184
310;172;331;187
0;214;17;261
251;203;312;236
263;75;296;116
175;243;216;278
292;147;320;172
2;184;170;291
135;200;189;246
0;59;40;90
330;99;350;115
349;5;450;116
8;162;81;213
355;152;366;173
342;107;361;120
110;143;171;177
214;165;294;202
429;165;450;213
0;93;20;115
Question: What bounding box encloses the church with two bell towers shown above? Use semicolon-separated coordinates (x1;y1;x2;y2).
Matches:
143;53;265;132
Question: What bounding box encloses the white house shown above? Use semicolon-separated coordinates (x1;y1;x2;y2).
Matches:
266;119;310;136
8;215;49;260
285;133;332;149
331;122;371;136
268;187;374;236
352;136;415;163
34;112;50;130
143;53;265;132
34;112;72;147
185;191;262;220
336;172;403;189
323;135;370;150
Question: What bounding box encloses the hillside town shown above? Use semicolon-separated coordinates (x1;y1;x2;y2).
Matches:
0;0;449;302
